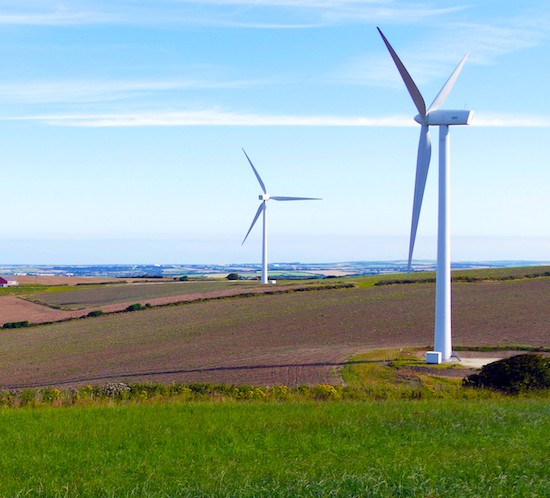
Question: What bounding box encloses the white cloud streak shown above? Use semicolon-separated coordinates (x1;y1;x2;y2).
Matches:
7;109;550;127
0;78;263;104
0;1;465;27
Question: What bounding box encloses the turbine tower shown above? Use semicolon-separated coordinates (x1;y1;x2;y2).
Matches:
377;28;474;363
241;149;320;284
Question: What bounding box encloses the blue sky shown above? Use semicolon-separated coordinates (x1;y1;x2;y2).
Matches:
0;0;549;264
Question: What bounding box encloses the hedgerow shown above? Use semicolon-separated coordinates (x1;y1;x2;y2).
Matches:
2;320;30;329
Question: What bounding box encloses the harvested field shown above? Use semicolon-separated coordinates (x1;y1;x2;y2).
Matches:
0;296;82;324
0;277;547;388
9;276;127;286
29;281;260;309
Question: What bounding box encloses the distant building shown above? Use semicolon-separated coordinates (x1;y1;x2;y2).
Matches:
0;277;18;287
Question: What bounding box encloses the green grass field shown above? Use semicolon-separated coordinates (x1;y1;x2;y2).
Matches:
0;399;547;497
0;284;83;297
352;265;550;288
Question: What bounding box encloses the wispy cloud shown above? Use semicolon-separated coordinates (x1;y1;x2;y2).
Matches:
337;10;550;86
7;109;550;127
0;1;464;27
0;78;263;104
7;109;412;127
0;2;108;25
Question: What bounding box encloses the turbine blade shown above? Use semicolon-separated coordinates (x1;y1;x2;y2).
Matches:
377;27;426;118
242;203;265;245
270;196;322;201
242;148;267;194
408;125;431;271
427;52;469;113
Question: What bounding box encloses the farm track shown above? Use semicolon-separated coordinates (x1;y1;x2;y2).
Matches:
0;278;548;388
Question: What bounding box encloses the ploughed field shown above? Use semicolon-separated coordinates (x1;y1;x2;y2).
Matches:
0;272;547;388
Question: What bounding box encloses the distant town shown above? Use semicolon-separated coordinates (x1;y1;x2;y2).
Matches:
0;260;547;280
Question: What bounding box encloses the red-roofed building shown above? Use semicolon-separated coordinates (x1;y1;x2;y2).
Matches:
0;277;18;287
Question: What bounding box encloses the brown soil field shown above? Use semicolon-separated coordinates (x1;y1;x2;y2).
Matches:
8;276;127;285
0;297;82;324
0;277;547;389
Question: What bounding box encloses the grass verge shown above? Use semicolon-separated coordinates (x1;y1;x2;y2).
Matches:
0;400;547;497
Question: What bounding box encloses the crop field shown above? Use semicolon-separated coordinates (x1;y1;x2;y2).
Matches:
0;273;547;388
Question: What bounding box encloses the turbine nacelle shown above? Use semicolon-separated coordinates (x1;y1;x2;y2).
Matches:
259;194;270;201
415;110;474;126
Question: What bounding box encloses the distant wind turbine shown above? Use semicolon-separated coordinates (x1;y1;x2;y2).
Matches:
241;149;321;285
377;28;474;363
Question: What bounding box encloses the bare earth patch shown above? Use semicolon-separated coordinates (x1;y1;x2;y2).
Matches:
8;276;127;285
0;296;82;324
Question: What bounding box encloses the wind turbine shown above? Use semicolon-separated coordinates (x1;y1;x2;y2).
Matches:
241;149;320;285
377;28;474;363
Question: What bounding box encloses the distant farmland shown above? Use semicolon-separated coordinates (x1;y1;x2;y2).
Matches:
0;273;547;389
29;280;259;309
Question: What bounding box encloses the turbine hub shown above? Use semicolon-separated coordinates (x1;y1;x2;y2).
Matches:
414;114;427;125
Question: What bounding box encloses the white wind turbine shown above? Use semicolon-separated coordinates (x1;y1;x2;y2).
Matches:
377;28;474;363
241;149;321;285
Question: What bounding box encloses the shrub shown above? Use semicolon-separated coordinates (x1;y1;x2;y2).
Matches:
226;273;240;281
463;354;550;394
178;276;189;281
2;321;30;329
86;310;104;317
125;303;144;312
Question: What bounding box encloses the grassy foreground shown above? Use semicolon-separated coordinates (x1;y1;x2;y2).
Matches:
0;399;548;497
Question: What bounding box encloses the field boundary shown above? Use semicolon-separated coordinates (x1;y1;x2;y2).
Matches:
374;269;550;286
